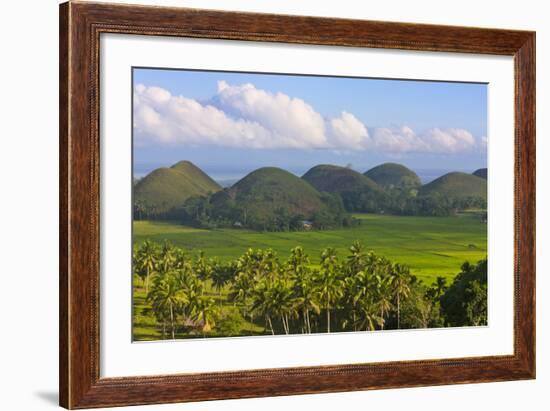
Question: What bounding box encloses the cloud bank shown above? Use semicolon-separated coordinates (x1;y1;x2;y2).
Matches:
134;82;485;154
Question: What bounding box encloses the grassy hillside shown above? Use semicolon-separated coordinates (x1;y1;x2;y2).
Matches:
209;167;340;229
134;161;221;215
221;166;326;216
364;162;422;189
473;168;488;179
134;212;487;284
419;172;487;200
302;164;386;212
302;164;381;193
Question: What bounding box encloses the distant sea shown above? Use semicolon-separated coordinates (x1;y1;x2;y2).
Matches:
415;169;460;184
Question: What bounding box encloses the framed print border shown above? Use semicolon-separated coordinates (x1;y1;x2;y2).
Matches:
59;1;535;409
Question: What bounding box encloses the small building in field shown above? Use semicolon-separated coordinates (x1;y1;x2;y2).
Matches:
301;220;313;230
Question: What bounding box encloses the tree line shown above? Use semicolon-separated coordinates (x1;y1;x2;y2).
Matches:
339;186;486;217
136;191;354;231
134;241;487;339
135;189;486;231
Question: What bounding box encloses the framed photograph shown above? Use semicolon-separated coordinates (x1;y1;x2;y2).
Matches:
59;2;535;408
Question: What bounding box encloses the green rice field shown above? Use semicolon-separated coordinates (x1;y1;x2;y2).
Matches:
133;212;487;285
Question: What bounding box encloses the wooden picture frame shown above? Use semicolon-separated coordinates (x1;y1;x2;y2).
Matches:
59;1;535;408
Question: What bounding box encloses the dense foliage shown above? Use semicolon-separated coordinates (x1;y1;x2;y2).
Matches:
440;259;488;326
133;240;487;339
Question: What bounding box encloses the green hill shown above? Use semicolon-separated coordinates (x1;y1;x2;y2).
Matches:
210;167;343;229
302;164;386;212
472;168;488;179
364;163;421;189
134;161;221;216
302;164;381;193
419;172;487;200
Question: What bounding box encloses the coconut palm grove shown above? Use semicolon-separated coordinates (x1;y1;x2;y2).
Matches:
132;161;488;340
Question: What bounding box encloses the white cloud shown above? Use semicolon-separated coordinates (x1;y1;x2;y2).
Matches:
370;126;480;153
212;81;329;149
424;127;477;153
371;126;425;153
134;84;274;148
134;82;484;154
329;111;370;150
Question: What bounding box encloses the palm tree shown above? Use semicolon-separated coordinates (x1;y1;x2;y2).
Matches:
192;296;217;337
316;247;343;333
342;268;374;331
247;266;297;336
136;240;158;295
286;246;310;278
355;298;384;331
229;271;252;306
257;249;280;280
375;275;394;330
286;247;318;333
341;246;369;331
148;272;186;339
249;278;278;335
342;276;358;331
237;248;277;280
231;248;281;326
172;247;189;270
158;241;176;274
194;251;212;283
172;263;211;333
211;261;233;301
347;241;367;274
272;278;298;334
344;250;389;332
293;271;319;334
229;253;257;318
390;263;412;329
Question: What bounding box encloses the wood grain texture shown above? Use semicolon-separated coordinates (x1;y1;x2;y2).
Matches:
59;1;536;408
514;34;536;375
59;2;69;407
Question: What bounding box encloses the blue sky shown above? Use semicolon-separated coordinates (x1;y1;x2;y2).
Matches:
133;68;487;182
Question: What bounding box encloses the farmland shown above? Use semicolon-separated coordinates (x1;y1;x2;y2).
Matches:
133;212;487;285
